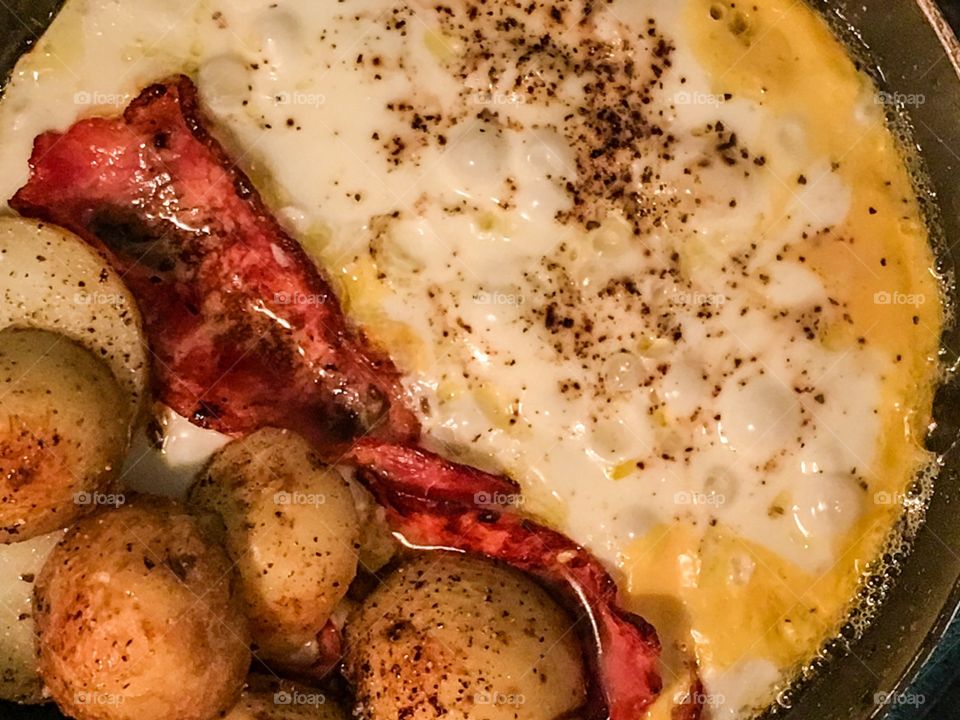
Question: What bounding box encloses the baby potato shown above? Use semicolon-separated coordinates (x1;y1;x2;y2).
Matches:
33;495;250;720
0;529;64;703
0;328;130;543
0;217;148;416
343;553;587;720
222;675;348;720
188;429;360;672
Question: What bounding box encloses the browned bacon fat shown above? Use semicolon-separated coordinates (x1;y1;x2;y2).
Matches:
352;442;665;720
10;76;419;455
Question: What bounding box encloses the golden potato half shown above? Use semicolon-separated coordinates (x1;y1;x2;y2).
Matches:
0;328;130;543
189;429;360;673
0;217;147;416
33;495;250;720
343;553;587;720
223;675;349;720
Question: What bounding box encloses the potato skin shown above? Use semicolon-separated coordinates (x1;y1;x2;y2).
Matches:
222;675;348;720
33;495;250;720
343;553;587;720
189;429;360;672
0;328;131;543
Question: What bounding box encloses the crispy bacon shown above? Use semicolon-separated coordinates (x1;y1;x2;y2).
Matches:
353;442;664;720
10;76;419;456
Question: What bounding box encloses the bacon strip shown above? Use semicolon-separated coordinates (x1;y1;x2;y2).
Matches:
353;444;664;720
344;438;520;505
10;76;419;456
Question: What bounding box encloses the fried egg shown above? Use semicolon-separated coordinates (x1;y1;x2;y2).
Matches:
0;0;942;717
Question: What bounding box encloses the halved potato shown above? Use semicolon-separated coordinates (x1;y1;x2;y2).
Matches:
343;553;587;720
0;529;64;703
33;495;250;720
0;328;130;542
189;429;360;674
0;216;147;416
223;675;348;720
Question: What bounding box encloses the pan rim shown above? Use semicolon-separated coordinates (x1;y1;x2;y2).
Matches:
887;3;960;719
917;0;960;79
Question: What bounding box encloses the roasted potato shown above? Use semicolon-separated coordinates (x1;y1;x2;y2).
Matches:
0;529;64;703
0;217;147;416
0;328;130;543
222;675;348;720
189;429;360;672
343;553;587;720
33;495;250;720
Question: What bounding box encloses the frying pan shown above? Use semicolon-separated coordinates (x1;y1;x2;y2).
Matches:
1;1;959;719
